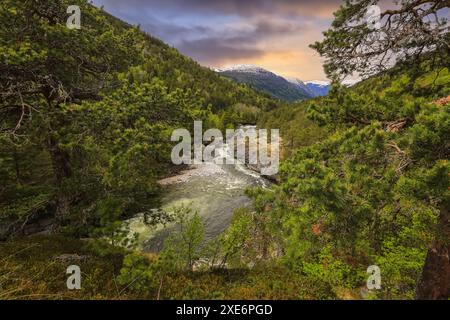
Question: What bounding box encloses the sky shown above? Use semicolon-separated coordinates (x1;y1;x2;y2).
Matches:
91;0;346;81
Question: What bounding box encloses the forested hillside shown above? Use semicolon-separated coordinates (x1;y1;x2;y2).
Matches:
253;0;450;299
0;0;281;240
217;65;313;102
254;59;449;299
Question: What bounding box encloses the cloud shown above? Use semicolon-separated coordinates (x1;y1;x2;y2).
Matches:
178;38;266;65
175;18;309;64
95;0;341;19
140;19;210;45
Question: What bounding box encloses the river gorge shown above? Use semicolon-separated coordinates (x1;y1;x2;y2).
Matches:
128;127;272;252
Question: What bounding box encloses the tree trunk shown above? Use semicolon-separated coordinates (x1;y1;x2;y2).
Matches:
47;136;72;223
415;206;450;300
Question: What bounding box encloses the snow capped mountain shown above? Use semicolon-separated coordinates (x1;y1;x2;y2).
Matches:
301;78;361;97
216;65;313;102
303;80;331;97
305;80;330;86
215;64;361;101
286;77;316;97
215;64;268;73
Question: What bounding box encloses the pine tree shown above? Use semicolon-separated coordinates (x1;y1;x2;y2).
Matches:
308;0;450;299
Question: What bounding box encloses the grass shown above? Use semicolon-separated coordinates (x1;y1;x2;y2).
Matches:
0;235;125;299
0;235;335;300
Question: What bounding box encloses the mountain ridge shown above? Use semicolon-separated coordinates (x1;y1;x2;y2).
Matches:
216;65;314;102
216;65;338;100
216;65;363;100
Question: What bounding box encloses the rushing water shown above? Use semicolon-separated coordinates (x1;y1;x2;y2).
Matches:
128;126;270;252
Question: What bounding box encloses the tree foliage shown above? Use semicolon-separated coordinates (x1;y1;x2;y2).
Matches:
0;0;281;239
311;0;450;80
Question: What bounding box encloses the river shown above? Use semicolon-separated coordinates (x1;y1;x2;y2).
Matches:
128;127;271;252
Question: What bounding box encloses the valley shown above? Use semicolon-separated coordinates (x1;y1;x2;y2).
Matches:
0;0;449;301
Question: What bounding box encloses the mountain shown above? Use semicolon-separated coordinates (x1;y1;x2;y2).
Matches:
286;77;316;97
304;80;331;97
294;79;361;97
216;65;313;102
215;65;360;100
